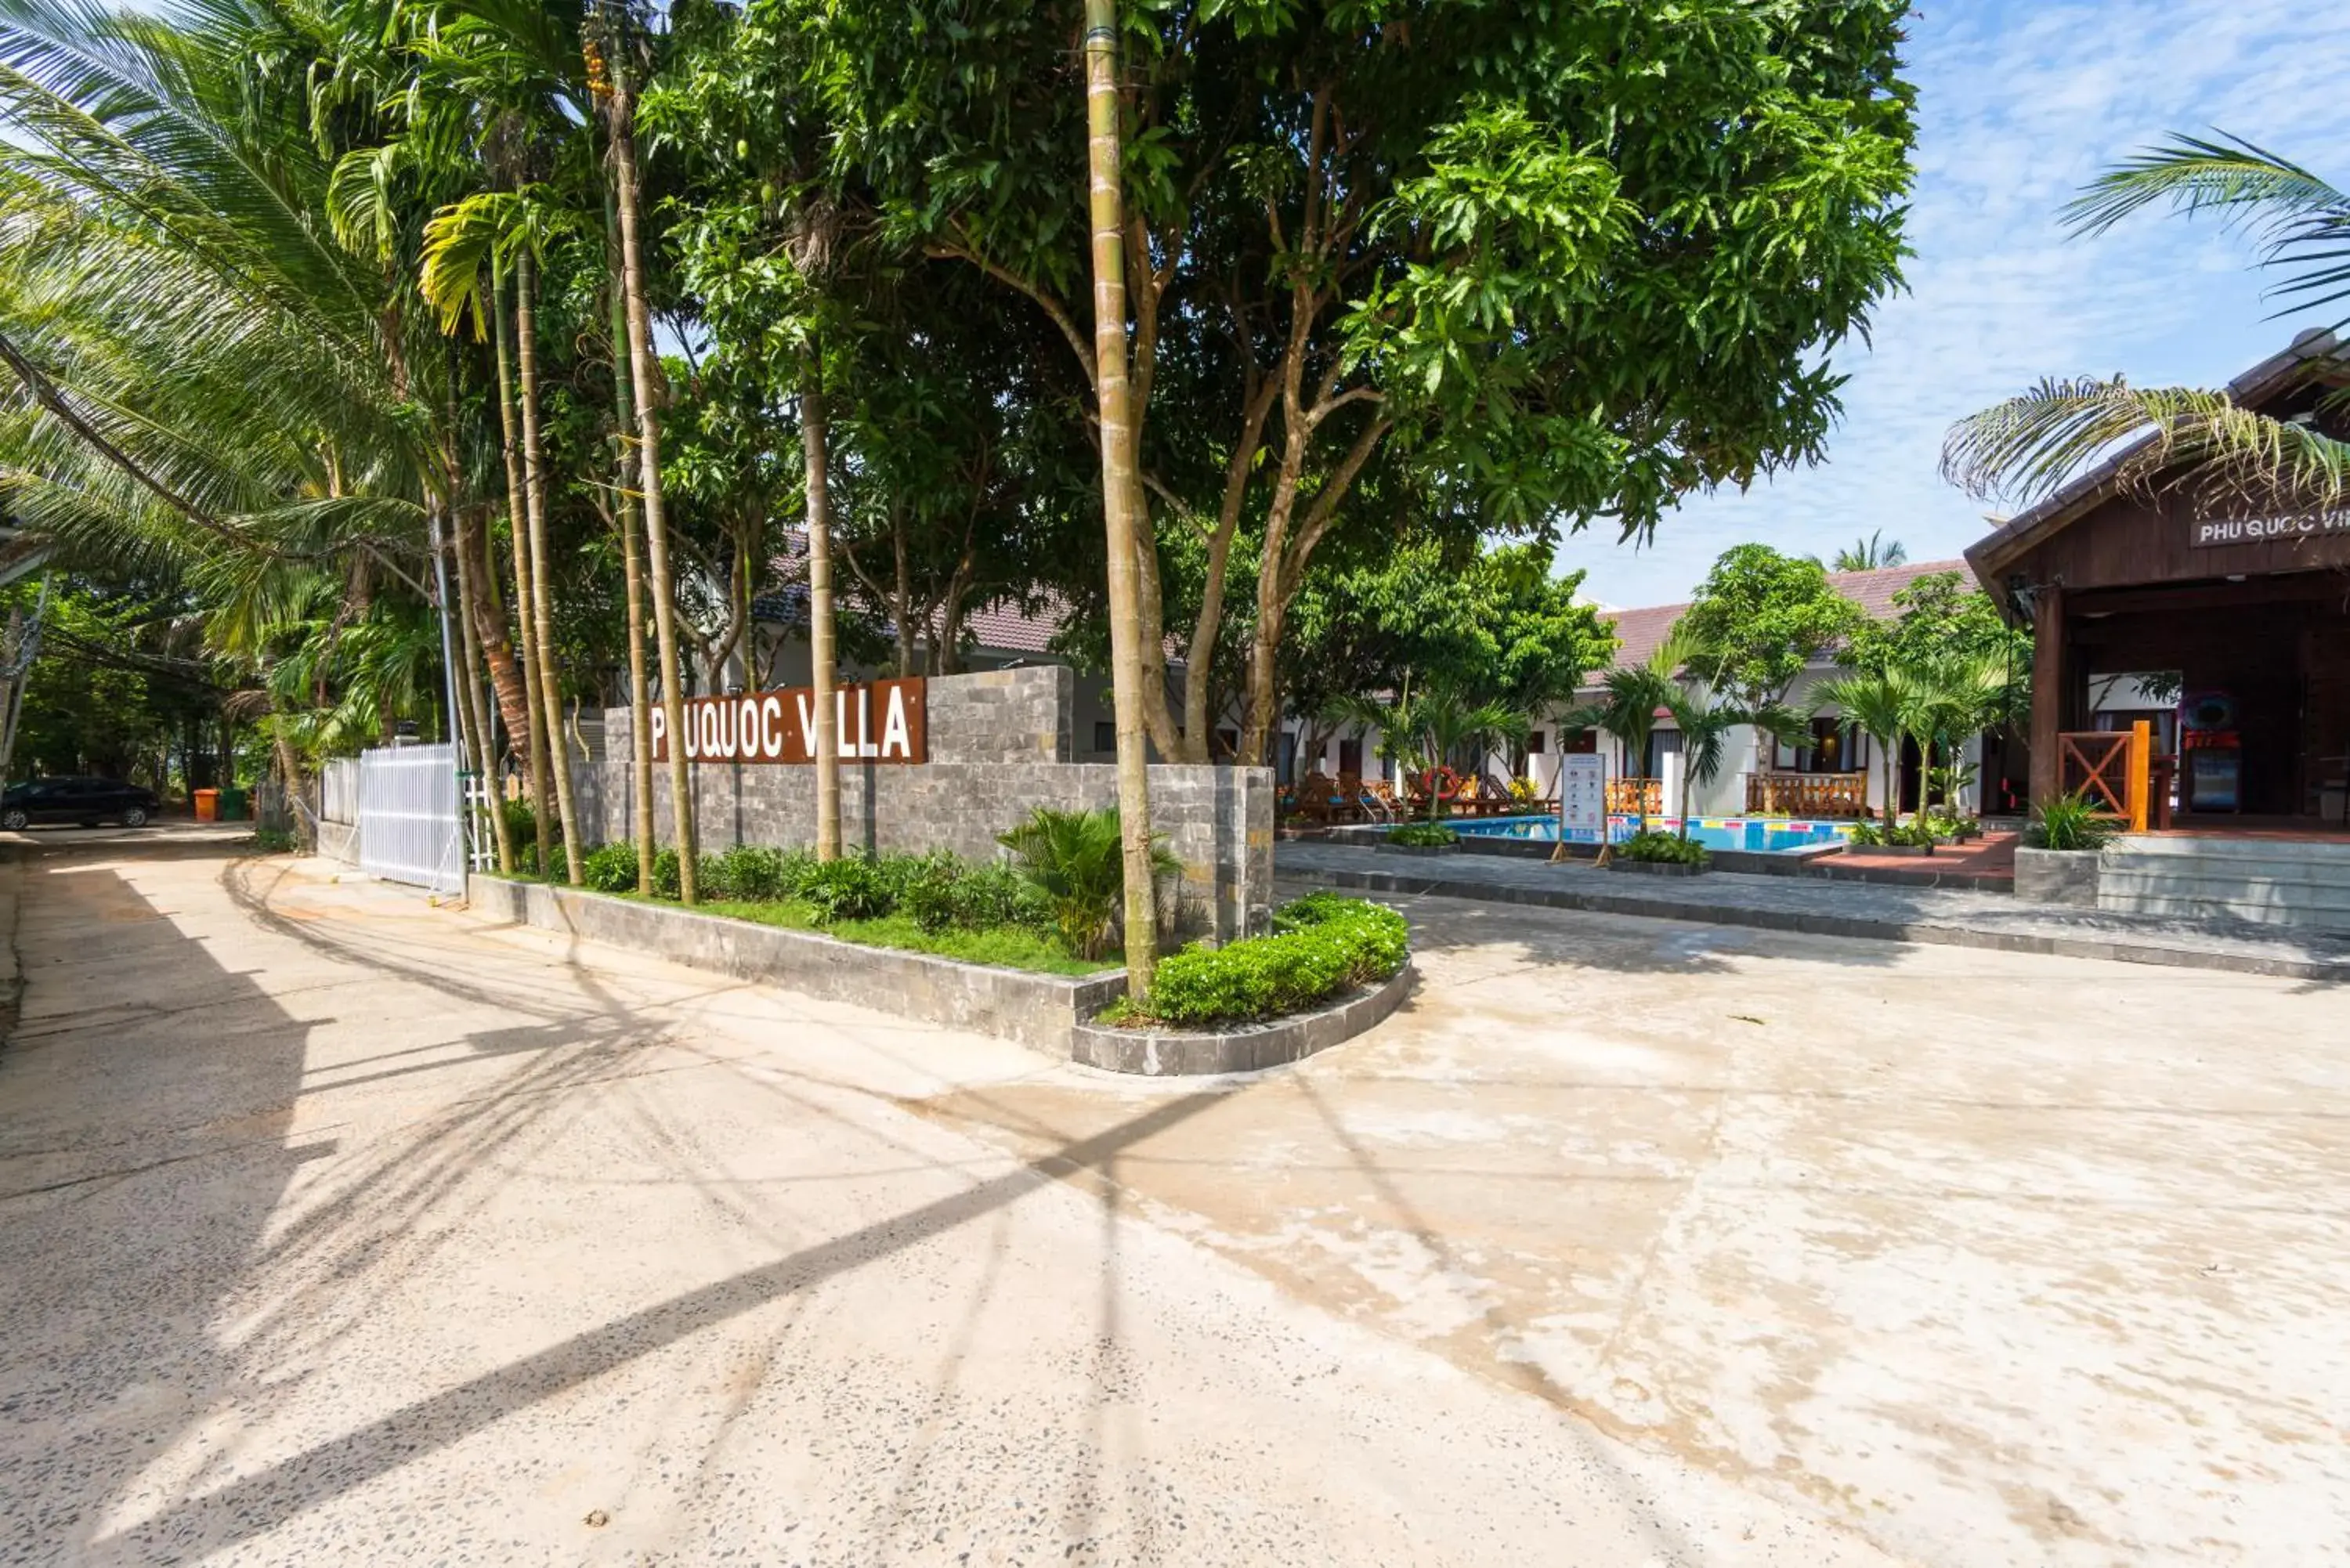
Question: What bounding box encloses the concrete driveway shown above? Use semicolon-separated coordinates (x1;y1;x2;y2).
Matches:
920;885;2350;1568
0;842;1903;1567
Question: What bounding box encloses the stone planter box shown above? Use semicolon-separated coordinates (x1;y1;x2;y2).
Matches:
2014;845;2101;908
1872;842;1936;858
1381;841;1460;857
1606;858;1705;877
1071;962;1415;1077
468;875;1125;1054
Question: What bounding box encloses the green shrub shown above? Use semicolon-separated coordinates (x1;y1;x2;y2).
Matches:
1847;818;1885;847
1616;830;1708;867
1386;822;1457;847
712;844;807;902
799;856;895;924
2026;791;2117;852
1148;894;1408;1026
583;840;640;893
902;857;1045;934
1889;817;1940;848
251;826;296;854
1270;891;1365;933
998;806;1177;960
501;795;552;849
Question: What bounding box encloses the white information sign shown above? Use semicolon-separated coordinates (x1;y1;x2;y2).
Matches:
1559;752;1607;843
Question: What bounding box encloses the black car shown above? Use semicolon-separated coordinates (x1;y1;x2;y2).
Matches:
1;776;160;830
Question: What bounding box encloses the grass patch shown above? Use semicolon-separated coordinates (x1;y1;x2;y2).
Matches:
486;839;1124;977
695;897;1116;977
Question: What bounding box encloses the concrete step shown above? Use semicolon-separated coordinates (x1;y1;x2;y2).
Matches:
2098;837;2350;932
2111;834;2350;866
2099;884;2350;926
2099;890;2350;934
2099;865;2350;906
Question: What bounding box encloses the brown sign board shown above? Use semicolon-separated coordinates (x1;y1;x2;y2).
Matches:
2189;515;2350;548
650;678;927;764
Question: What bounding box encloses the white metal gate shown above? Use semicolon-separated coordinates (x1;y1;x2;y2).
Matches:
359;742;464;894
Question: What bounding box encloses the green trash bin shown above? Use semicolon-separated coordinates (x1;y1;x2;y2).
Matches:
217;786;249;822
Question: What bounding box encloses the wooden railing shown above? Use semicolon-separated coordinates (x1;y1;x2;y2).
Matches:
1607;778;1663;816
1745;771;1869;818
2058;723;2153;830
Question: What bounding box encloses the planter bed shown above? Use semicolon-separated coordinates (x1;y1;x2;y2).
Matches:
1072;961;1415;1076
2013;845;2101;908
1606;858;1705;877
468;874;1124;1054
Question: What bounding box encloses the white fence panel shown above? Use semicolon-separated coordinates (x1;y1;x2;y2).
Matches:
321;757;363;825
359;742;462;894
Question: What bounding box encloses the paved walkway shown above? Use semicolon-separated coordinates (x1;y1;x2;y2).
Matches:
0;842;1900;1567
944;885;2350;1568
1278;840;2350;981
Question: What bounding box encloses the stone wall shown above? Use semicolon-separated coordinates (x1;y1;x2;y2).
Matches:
576;666;1273;941
470;875;1125;1054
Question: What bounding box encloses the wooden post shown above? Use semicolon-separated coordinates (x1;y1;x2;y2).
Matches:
2127;718;2151;833
2029;585;2064;807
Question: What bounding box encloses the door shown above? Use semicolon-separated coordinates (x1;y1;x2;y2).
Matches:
57;779;106;822
21;781;67;822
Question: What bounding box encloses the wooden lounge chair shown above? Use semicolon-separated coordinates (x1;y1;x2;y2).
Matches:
1292;771;1345;826
1356;777;1402;822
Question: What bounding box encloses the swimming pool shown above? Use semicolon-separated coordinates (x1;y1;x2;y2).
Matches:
1453;815;1855;853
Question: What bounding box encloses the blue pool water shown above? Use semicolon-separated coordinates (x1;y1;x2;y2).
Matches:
1454;815;1854;853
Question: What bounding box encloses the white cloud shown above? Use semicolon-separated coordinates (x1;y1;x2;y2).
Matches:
1556;0;2350;607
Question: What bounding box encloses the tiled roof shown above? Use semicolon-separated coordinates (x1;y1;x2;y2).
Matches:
1598;558;1966;675
753;529;1083;659
962;597;1065;656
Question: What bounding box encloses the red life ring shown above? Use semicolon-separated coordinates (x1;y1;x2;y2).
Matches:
1422;765;1462;800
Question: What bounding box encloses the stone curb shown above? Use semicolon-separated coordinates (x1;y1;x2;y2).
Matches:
465;875;1126;1053
1071;961;1416;1077
1285;863;2350;984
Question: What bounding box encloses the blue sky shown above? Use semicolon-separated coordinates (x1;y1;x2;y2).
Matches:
1553;0;2350;610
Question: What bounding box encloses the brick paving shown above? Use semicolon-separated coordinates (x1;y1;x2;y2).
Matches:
1277;839;2350;982
1813;829;2018;887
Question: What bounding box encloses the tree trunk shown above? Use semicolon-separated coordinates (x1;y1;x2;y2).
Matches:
892;513;916;679
492;269;551;876
515;251;584;885
1083;0;1160;991
1179;381;1276;761
608;193;656;894
453;506;514;873
609;44;698;901
802;362;842;862
466;535;531;754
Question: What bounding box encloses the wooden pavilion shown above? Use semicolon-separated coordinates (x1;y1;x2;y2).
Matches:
1966;330;2350;832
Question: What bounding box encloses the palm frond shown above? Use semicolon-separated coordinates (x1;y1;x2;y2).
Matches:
2065;133;2350;318
1940;374;2350;510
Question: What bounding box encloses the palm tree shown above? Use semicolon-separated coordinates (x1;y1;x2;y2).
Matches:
1896;652;2008;819
592;5;700;901
1831;531;1907;572
1813;669;1907;824
1332;681;1528;822
1664;683;1807;839
1945;134;2350;511
1079;0;1160;996
1564;625;1705;836
0;0;470;811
